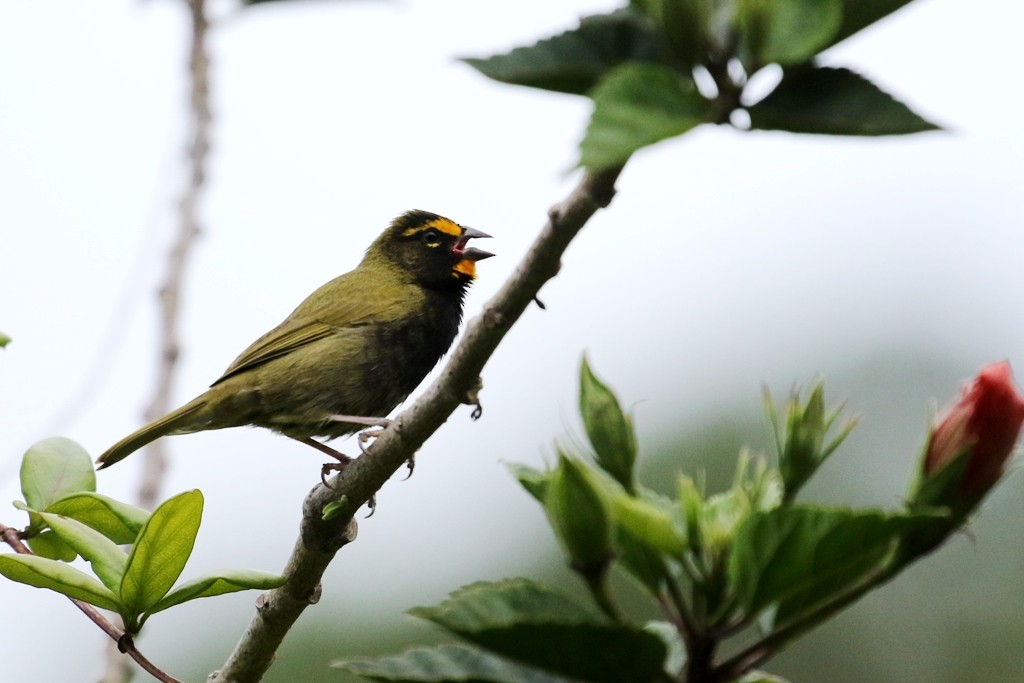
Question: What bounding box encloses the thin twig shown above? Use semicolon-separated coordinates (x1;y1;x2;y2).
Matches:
0;524;184;683
208;165;624;682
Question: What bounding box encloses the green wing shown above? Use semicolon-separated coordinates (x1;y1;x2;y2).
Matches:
212;321;335;385
211;269;417;386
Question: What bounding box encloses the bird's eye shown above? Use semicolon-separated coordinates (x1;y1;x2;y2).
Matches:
422;229;441;246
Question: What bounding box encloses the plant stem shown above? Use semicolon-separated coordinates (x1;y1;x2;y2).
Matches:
582;570;623;623
0;525;184;683
713;562;904;681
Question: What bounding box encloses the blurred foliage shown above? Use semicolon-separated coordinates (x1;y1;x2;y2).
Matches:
238;352;1024;683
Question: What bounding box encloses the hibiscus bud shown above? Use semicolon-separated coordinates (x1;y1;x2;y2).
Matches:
915;361;1024;510
545;454;615;578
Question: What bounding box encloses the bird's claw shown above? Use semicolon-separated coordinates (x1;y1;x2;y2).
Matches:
463;377;484;420
402;454;416;480
357;421;391;454
320;457;352;489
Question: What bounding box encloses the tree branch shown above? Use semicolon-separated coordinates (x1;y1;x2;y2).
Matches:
100;2;210;680
138;0;210;511
208;164;624;682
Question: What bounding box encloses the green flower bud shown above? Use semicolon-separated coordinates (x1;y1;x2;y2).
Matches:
579;356;637;492
545;454;616;578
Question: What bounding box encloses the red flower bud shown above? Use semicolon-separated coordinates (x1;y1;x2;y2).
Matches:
923;361;1024;499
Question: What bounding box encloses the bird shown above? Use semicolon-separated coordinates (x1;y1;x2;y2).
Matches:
96;209;493;479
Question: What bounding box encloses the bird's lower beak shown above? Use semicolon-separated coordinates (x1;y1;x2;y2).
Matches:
461;246;494;261
458;226;494;261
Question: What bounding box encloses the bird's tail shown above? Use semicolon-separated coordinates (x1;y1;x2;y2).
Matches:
96;398;208;469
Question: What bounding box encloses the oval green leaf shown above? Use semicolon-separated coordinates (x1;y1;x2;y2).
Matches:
0;554;119;611
148;569;286;614
26;530;77;562
120;489;203;615
728;505;940;623
39;512;127;592
20;438;96;513
47;492;150;544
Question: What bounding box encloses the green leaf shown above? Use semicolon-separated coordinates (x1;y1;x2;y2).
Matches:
0;554;120;611
120;490;203;617
748;66;940;135
728;506;935;622
410;579;668;683
148;569;286;614
336;643;576;683
462;10;663;96
579;356;637;491
610;491;687;557
38;512;126;592
506;463;551;504
26;530;76;562
47;493;149;544
629;0;705;67
0;331;10;348
411;578;602;627
322;498;348;522
19;438;96;521
737;0;843;67
832;0;916;46
581;62;709;169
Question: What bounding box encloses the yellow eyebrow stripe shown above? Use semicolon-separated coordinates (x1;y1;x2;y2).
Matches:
401;217;462;238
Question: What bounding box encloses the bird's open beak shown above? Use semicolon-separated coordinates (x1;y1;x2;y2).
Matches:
457;226;495;262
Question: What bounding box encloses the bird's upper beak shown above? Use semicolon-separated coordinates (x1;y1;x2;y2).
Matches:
456;226;495;262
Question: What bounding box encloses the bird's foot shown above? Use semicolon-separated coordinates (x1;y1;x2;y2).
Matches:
356;420;393;455
463;376;484;420
319;459;352;488
350;423;413;480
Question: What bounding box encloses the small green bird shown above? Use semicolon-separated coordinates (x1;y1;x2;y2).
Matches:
97;210;493;475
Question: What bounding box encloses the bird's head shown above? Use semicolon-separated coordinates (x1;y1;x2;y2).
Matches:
373;210;494;289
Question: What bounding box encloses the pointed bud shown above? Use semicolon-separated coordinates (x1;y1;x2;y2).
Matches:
545;454;615;578
579;356;638;492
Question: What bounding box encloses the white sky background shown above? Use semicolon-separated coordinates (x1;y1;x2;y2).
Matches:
1;0;1023;680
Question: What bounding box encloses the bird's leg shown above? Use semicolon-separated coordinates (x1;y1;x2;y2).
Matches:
327;414;393;429
331;414;408;475
292;436;352;488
